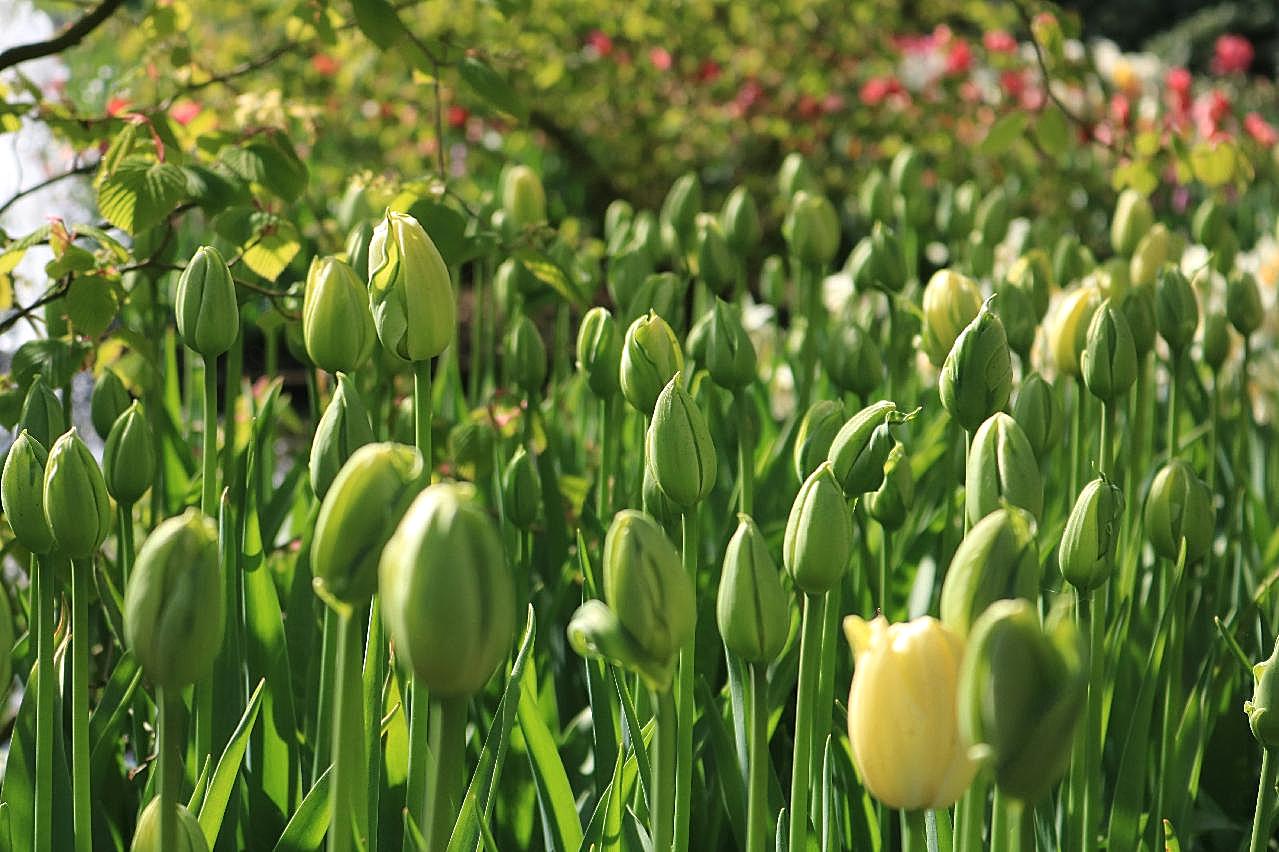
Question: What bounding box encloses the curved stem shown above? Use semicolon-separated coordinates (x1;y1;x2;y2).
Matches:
423;695;467;852
1249;749;1277;852
71;556;91;852
674;507;699;852
157;686;178;852
788;593;823;852
314;608;339;786
33;553;54;852
746;663;769;852
652;688;678;851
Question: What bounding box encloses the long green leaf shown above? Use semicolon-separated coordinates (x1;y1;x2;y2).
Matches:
198;679;266;846
517;664;584;852
272;767;333;852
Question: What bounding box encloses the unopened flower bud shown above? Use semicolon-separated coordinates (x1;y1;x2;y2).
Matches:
103;401;156;506
1052;234;1088;287
941;301;1013;433
922;269;982;366
1119;283;1157;360
621;312;684;416
1246;636;1279;750
784;463;854;594
604;199;634;246
966;412;1043;525
577;306;622;399
647;374;717;509
1201;310;1231;372
1191;198;1226;248
760;254;787;306
1045;284;1101;376
175;245;239;358
844;614;975;809
721;186;760;257
824;322;883;398
130;798;211;852
793;400;844;482
503;446;541;530
958;599;1085;802
1111;189;1153;257
847;223;907;295
707;299;757;390
783;191;840;269
1143;460;1212;563
1081;300;1137;402
303;256;376;374
859;169;893;224
778;152;820;200
43;429;110;560
368;211;456;362
660;172;703;260
1156;265;1199;357
2;431;54;554
994;278;1038;361
828;400;898;495
91;369;131;440
694;215;735;296
1129;223;1173;287
975;186;1010;246
313;443;423;606
1227;272;1263;337
940;507;1040;636
309;374;375;500
1059;476;1123;591
867;443;914;531
967;232;994;279
936;180;978;241
505;314;547;394
19;375;65;450
345;220;374;281
1011;372;1062;461
718;514;789;664
381;483;516;697
1007;250;1052;321
124;509;224;687
889;146;924;195
501;164;547;230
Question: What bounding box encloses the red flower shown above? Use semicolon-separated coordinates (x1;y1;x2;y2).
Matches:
797;94;821;120
585;30;613;58
649;47;672;72
446;105;469;128
859;76;901;106
822;92;846;114
311;53;340;76
1245;112;1278;146
170;100;201;126
1110;93;1131;126
735;79;764;113
984;30;1017;54
106;96;130;117
1212;34;1253;75
696;59;721;83
946;39;972;75
1193;89;1232;138
1166;67;1192;95
999;69;1025;100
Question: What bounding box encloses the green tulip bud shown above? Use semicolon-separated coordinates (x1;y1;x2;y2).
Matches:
1201;310;1231;372
624;271;686;329
1011;373;1062;461
447;417;496;483
130;798;211;852
847;222;907;294
889;146;924;195
778;152;820;200
760;254;787;305
958;598;1085;802
967;232;994;279
1129;223;1173;287
313;442;423;606
1081;300;1137;403
860;169;894;224
866;443;914;531
706;299;756;390
124;509;224;687
975;186;1010;246
1246;636;1279;750
19;375;66;450
940;507;1040;636
90;369;131;440
621;312;684;416
309;374;375;501
718;514;789;664
694;214;736;296
783;191;840;268
721;186;761;256
1227;272;1263;336
936;180;978;240
686;309;712;365
784;462;854;595
922;269;982;366
660;172;703;260
43;429;110;560
577;306;622;398
642;455;680;530
345;220;374;281
1045;284;1101;377
941;301;1013;433
1007;251;1052;321
368;211;456;362
994;277;1038;361
501;164;547;229
1156;265;1199;357
503;446;541;530
505;314;548;394
303;256;376;374
1211;225;1237;274
103;401;156;506
1111;189;1153;257
1191;198;1226;248
629;211;663;263
1143;460;1212;563
604;199;634;245
824;321;883;397
2;431;54;554
175;245;238;358
1101;257;1130;302
1119;283;1157;360
793;400;845;483
380;483;516;697
605;250;649;321
966;412;1043;526
828;400;898;495
646;373;717;509
1059;476;1123;591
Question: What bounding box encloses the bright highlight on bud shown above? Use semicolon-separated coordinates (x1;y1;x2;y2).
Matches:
368;211;456;362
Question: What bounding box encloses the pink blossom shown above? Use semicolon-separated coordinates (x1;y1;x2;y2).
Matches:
999;69;1025;100
1110;93;1131;126
860;76;902;106
585;30;613;59
946;39;972;75
106;97;130;117
170;100;201;125
447;105;469;128
1166;67;1192;95
649;47;672;72
311;53;339;76
1245;112;1278;146
984;30;1017;54
697;59;721;83
1212;34;1253;75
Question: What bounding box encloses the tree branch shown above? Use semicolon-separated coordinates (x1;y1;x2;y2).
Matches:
0;0;127;74
0;160;97;219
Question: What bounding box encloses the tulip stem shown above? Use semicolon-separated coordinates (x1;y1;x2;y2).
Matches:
117;502;135;583
407;358;435;846
71;556;92;852
423;695;467;852
879;529;890;616
196;355;218;767
788;593;823;852
902;809;928;852
1099;401;1113;480
652;688;678;851
1248;748;1278;852
33;553;54;852
955;774;987;852
597;398;611;522
1167;355;1180;462
329;609;368;852
736;390;754;515
746;663;769;852
1008;800;1034;852
674;507;698;852
314;607;339;785
156;685;178;852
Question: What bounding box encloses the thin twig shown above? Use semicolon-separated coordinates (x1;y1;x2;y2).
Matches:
0;160;98;219
0;277;72;335
0;0;127;73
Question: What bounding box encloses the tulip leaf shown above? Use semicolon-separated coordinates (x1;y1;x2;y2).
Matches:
188;755;212;813
96;157;188;235
1;657;75;852
458;56;527;123
697;677;747;850
198;678;266;846
272;766;333;852
517;664;585;852
87;651;142;780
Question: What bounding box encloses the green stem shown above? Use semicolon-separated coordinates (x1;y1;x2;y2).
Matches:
788;593;823;852
597;398;610;522
33;553;53;852
1249;749;1278;852
423;696;467;852
157;686;179;852
1009;800;1034;852
1070;377;1083;502
1079;591;1104;852
736;390;754;515
1099;401;1113;480
903;809;929;852
414;359;434;475
406;358;435;845
329;610;368;852
196;355;218;764
364;597;386;852
652;689;678;852
117;502;135;584
674;508;698;852
879;528;890;616
1167;356;1180;462
955;774;988;852
71;556;91;852
746;663;769;852
314;607;339;785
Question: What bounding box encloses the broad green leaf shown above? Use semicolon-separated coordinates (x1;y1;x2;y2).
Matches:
198;679;266;846
183;163;251;215
63;275;120;338
1034;106;1070;158
272;767;333;852
517;664;584;852
458;57;526;122
241;219;301;282
1190;141;1236;188
11;337;92;390
981;112;1028;157
96;158;187;235
220;135;308;202
95;123;138;185
400;197;469;267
